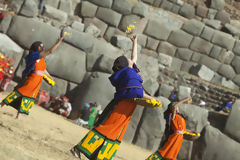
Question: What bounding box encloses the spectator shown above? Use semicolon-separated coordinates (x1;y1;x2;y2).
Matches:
58;97;72;118
37;90;50;108
88;102;98;129
199;100;206;108
74;103;90;126
215;98;235;113
0;66;14;91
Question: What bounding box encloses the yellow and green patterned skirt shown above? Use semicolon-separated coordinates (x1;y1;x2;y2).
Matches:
2;90;35;115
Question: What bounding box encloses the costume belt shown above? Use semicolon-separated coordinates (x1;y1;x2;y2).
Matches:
34;70;44;77
175;130;184;135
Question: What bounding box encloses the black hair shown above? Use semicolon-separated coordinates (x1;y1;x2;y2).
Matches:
112;56;129;72
29;41;42;54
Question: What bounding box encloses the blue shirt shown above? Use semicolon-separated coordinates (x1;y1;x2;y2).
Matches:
225;101;233;109
109;66;143;100
22;51;40;78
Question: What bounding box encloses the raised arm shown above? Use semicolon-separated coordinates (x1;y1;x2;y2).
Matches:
172;97;191;119
129;35;138;66
40;36;64;58
44;69;53;80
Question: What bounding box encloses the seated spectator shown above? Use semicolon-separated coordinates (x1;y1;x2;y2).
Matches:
37;90;50;108
74;103;91;126
215;98;235;113
58;97;72;118
0;66;14;91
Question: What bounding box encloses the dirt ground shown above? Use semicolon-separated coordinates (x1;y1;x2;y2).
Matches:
0;92;152;160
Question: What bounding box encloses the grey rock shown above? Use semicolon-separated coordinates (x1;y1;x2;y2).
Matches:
96;7;122;27
0;33;24;69
20;0;38;17
157;41;176;56
207;8;218;19
137;34;147;47
111;35;132;50
171;4;181;14
153;0;163;7
199;55;221;72
80;1;98;18
181;19;205;36
196;5;208;18
160;0;173;11
218;64;236;80
179;3;195;19
141;48;158;58
168;30;193;48
45;42;86;83
233;75;240;86
211;30;235;50
7;16;61;50
71;21;84;32
215;11;231;24
144;19;172;41
45;0;60;8
88;0;113;8
190;37;213;55
209;45;222;59
224;23;240;37
170;57;183;71
203;19;222;29
158;53;173;67
221;77;239;89
210;0;225;10
63;27;94;53
225;99;240;142
41;76;68;97
211;73;223;84
0;15;12;34
159;83;174;98
146;37;159;50
112;0;138;15
59;0;73;15
231;56;240;74
191;52;202;62
85;24;101;38
190;64;215;81
200;26;215;41
178;86;191;100
143;78;159;96
43;5;68;23
89;54;114;74
192;125;240;160
71;72;115;119
83;18;108;38
176;48;193;61
142;0;155;5
178;140;193;160
9;0;25;13
119;15;141;33
86;53;101;72
181;61;197;73
233;40;240;56
132;2;148;17
104;27;125;42
219;49;234;64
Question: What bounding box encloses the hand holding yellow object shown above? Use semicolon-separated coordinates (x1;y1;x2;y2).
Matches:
133;98;162;108
184;131;200;137
43;75;55;86
64;31;72;37
125;24;136;34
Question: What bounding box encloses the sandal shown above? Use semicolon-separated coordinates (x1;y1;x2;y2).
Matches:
70;146;81;159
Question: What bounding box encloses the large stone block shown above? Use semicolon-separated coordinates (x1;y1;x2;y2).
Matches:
132;2;148;17
112;0;138;15
142;0;155;5
0;34;24;69
168;30;193;48
71;21;84;32
178;140;193;160
85;24;101;38
158;53;172;67
233;75;240;86
200;26;215;41
199;55;221;72
144;19;172;41
210;0;225;10
207;8;218;19
224;23;240;37
192;125;240;160
137;34;147;47
215;10;230;24
119;15;141;32
221;77;239;90
7;16;61;50
211;30;235;51
80;1;98;18
178;86;191;100
231;56;240;74
190;37;213;55
88;0;113;8
190;64;215;81
0;15;12;34
83;18;108;38
176;48;193;61
160;0;173;11
219;49;234;64
233;40;240;56
181;19;205;36
153;0;163;7
170;57;183;71
191;52;202;62
59;0;73;15
20;0;38;17
157;41;176;56
158;84;174;98
111;35;132;50
204;19;221;30
45;0;60;8
45;42;86;84
143;78;159;96
196;5;208;18
146;37;159;51
43;5;68;23
218;64;236;80
63;27;94;53
104;27;125;42
96;7;122;27
171;4;181;14
179;3;195;19
9;0;25;13
209;45;222;59
181;61;197;73
71;72;115;119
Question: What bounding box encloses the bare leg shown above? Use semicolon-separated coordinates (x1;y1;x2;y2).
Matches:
0;101;5;108
16;111;20;119
70;146;81;159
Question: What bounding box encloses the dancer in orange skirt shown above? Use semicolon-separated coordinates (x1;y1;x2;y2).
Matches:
146;97;192;160
71;35;160;160
0;36;64;118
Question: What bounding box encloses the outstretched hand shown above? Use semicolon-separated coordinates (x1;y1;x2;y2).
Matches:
130;34;137;42
58;36;64;42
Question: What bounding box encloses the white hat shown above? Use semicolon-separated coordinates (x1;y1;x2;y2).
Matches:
199;100;206;106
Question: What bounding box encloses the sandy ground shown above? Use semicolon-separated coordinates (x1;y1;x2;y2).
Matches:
0;92;152;160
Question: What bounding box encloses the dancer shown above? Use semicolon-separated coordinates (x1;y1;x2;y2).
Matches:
70;35;161;160
146;97;192;160
0;36;64;118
